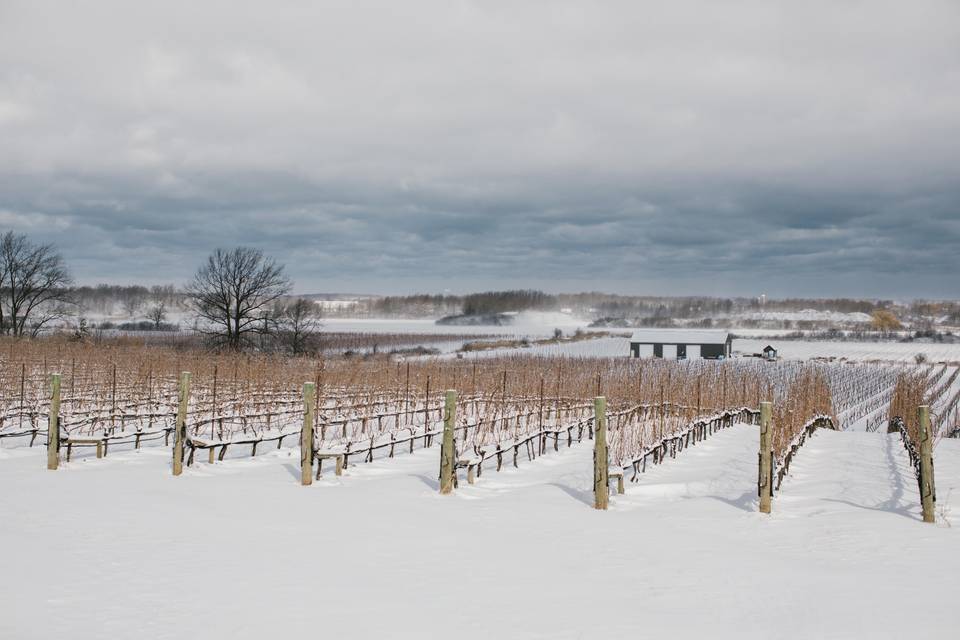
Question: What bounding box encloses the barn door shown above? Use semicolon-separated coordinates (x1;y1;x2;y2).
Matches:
662;344;677;360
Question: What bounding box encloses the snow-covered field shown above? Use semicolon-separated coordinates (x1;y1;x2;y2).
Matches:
736;309;873;323
735;338;960;364
447;335;960;364
318;318;960;364
1;425;957;639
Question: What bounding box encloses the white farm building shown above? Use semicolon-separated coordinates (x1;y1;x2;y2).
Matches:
629;329;732;360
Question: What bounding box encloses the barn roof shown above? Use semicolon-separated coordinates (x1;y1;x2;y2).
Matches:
629;329;731;344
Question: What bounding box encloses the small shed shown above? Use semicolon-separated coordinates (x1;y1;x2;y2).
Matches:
762;345;778;361
629;329;732;360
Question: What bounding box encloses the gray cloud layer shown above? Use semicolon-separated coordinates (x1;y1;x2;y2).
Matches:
1;1;958;297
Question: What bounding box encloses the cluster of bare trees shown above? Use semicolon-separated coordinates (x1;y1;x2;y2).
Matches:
185;246;321;353
1;231;322;353
114;284;178;327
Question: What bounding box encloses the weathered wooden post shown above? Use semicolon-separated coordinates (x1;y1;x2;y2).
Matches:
538;376;545;455
301;382;316;486
47;373;61;470
439;389;457;494
917;405;936;523
172;371;191;476
593;396;609;510
759;401;772;514
423;375;431;447
110;363;117;427
19;363;25;432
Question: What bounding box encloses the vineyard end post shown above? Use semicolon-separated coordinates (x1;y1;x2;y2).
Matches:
439;389;457;494
759;401;772;514
301;382;316;486
918;405;936;523
47;373;61;470
593;396;609;510
173;371;191;476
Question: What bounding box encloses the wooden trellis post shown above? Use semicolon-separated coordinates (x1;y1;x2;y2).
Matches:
593;396;608;510
424;375;431;446
111;363;117;427
301;382;316;486
759;401;772;514
917;405;936;523
439;389;457;495
172;371;191;476
404;363;410;425
47;373;61;470
19;363;25;431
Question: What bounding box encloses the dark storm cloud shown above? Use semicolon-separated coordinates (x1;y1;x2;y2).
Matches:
1;0;958;297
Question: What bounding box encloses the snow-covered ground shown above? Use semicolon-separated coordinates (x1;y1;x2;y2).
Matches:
317;319;960;363
1;424;957;639
443;334;960;364
736;309;873;323
735;338;960;363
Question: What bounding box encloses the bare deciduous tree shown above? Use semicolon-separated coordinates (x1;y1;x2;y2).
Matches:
120;290;145;318
147;299;168;329
0;231;74;336
186;247;292;350
147;284;178;328
274;297;322;354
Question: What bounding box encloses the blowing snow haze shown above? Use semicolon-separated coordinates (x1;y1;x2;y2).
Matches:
0;1;958;298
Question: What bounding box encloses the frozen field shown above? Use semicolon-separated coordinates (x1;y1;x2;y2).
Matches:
1;425;957;639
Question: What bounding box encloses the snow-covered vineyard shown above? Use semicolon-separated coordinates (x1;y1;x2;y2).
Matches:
1;339;958;639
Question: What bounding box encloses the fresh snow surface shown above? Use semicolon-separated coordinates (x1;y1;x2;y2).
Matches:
2;425;958;639
734;338;960;364
738;309;874;323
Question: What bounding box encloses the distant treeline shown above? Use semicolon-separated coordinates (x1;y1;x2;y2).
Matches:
462;290;557;315
69;284;185;316
350;290;960;326
364;294;461;317
365;290;560;317
363;291;894;318
65;284;960;329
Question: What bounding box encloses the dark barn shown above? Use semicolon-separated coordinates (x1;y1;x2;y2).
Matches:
629;329;732;360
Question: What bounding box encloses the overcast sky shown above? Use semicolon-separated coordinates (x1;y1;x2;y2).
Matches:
1;1;958;298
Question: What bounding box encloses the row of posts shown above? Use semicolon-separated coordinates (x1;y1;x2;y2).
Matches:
43;373;940;523
755;401;937;522
287;389;598;498
47;370;192;475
